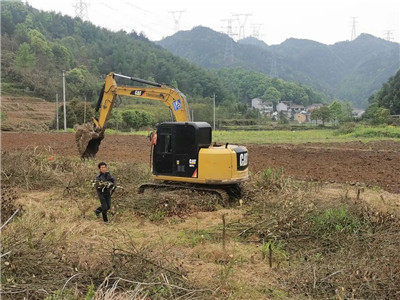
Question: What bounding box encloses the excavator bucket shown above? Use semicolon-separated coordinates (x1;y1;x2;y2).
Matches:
74;123;105;159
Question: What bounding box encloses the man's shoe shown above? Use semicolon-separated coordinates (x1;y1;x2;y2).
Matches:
104;221;110;225
94;210;100;218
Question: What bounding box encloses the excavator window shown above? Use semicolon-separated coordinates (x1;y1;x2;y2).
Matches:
175;125;195;154
157;129;173;153
153;126;173;174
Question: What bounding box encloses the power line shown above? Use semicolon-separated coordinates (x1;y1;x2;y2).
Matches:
95;1;171;39
122;2;172;37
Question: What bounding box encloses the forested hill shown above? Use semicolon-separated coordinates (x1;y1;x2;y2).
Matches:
158;26;400;108
1;2;226;103
0;1;325;110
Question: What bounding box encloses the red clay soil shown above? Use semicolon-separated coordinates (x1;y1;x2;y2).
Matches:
2;132;400;194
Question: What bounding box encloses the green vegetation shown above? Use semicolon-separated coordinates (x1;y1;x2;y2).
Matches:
349;125;400;138
1;111;7;122
261;239;288;263
311;207;364;237
50;99;95;129
366;69;400;116
214;68;325;107
211;125;400;144
177;229;212;247
122;124;400;143
363;69;400;125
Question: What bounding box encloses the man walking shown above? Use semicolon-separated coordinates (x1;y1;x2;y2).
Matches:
93;162;116;224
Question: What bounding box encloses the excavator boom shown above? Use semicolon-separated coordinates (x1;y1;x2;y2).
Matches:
75;72;190;158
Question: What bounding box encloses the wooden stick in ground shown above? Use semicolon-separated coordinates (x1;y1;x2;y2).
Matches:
222;214;226;251
269;243;272;268
0;209;20;230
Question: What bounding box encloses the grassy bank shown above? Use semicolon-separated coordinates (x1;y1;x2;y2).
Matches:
128;125;400;144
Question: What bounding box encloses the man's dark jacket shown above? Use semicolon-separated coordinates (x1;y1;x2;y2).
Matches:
95;172;116;192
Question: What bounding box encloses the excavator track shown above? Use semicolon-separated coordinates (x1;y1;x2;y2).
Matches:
138;182;242;205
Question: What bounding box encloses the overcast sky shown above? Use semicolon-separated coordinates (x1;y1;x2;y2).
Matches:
26;0;399;45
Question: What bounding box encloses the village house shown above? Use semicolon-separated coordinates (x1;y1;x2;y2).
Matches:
290;104;305;114
306;103;325;111
251;98;274;115
276;101;290;113
352;109;365;118
276;101;306;121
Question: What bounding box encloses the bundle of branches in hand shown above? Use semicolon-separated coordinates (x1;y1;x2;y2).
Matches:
92;180;115;192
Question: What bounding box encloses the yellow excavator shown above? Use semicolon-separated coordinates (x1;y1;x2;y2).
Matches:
75;72;249;199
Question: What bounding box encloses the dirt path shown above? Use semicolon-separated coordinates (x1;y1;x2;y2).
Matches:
2;132;400;193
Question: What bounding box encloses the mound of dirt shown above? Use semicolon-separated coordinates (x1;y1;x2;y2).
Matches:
74;123;105;159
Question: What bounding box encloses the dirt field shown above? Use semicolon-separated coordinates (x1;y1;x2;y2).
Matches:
1;96;58;131
2;132;400;194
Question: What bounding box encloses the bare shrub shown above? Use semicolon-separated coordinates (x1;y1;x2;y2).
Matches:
1;151;87;191
229;168;400;299
1;187;21;222
1;207;213;300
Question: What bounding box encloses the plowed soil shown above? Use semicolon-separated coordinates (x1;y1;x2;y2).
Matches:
1;97;57;131
2;132;400;194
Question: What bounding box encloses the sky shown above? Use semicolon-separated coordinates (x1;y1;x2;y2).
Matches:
26;0;400;45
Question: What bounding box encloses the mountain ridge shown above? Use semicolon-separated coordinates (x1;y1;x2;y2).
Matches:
158;26;400;107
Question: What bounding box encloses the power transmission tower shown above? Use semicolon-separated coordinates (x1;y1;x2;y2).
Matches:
250;23;262;39
384;30;394;41
221;18;237;39
350;17;358;40
224;38;235;64
233;13;252;40
169;10;185;33
74;0;89;21
270;50;277;77
221;19;237;64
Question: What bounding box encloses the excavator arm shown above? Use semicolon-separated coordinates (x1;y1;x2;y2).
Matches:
75;72;191;158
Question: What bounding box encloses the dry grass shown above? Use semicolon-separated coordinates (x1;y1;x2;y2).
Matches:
1;152;400;299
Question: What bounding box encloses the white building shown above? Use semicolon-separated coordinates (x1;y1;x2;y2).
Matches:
251;98;274;115
352;109;365;118
276;101;290;113
306;103;325;112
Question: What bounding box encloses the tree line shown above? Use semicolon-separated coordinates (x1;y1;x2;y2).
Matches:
364;69;400;124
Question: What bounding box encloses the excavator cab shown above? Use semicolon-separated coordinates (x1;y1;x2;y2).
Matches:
153;122;211;177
